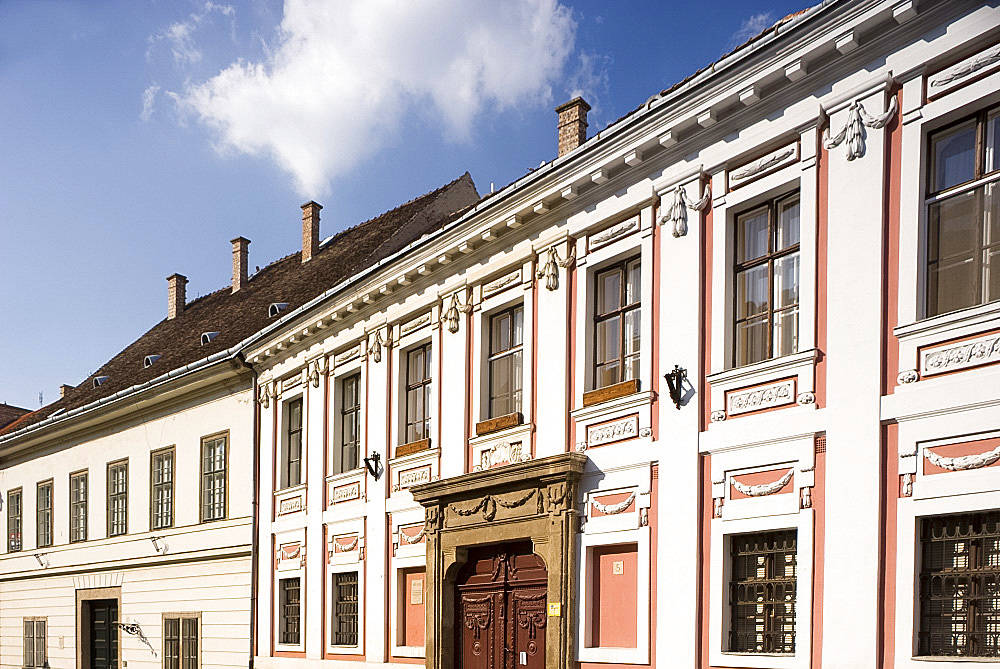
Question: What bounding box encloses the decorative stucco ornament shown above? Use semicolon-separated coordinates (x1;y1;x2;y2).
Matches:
535;244;576;291
399;525;426;545
659;183;710;238
591;491;636;515
824;96;898;161
731;469;794;497
930;44;1000;88
710;410;727;423
443;293;473;334
368;329;389;363
924;443;1000;471
896;369;918;385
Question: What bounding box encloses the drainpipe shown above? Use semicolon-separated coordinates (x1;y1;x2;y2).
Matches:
236;352;260;669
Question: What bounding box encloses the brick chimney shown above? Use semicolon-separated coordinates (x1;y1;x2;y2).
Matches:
231;236;250;293
59;384;72;398
301;201;322;263
167;273;187;320
556;97;591;157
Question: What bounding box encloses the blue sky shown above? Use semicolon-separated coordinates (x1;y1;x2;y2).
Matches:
0;0;807;410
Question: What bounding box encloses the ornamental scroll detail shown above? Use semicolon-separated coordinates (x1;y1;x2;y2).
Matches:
450;488;538;522
477;441;530;471
462;595;493;640
731;469;794;497
921;332;1000;376
924;444;1000;472
824;96;898;161
727;379;795;415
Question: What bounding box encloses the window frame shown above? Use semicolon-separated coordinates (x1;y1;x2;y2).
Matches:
278;576;302;647
330;570;360;647
162;612;200;669
336;374;361;475
23;617;46;669
107;459;128;537
487;304;525;418
731;193;801;368
326;556;365;656
403;342;433;445
36;480;53;549
150;447;175;531
728;529;798;654
200;432;228;522
923;103;1000;318
281;397;304;489
592;255;642;390
69;470;88;543
8;487;22;552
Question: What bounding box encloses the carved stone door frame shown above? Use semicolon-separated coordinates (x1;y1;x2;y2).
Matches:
411;452;587;669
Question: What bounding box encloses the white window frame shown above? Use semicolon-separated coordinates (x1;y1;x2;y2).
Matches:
331;359;365;477
274;530;306;653
278;392;306;491
325;521;365;655
391;328;436;452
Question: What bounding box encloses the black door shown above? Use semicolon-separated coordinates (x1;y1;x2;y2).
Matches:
87;600;118;669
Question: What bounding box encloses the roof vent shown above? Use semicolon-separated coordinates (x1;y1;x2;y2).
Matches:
93;376;109;388
269;302;289;318
201;332;220;345
143;355;161;369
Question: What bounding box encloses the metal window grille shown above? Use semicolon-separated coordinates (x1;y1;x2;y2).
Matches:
729;529;797;653
8;489;22;552
332;572;359;646
36;482;52;548
70;472;88;542
107;461;128;536
918;511;1000;657
151;450;174;530
733;194;800;367
285;399;303;487
488;305;524;417
593;256;641;389
23;619;45;669
280;578;301;645
338;374;361;474
201;436;227;521
404;344;432;444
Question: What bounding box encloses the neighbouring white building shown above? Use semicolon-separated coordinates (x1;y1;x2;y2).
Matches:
4;2;1000;669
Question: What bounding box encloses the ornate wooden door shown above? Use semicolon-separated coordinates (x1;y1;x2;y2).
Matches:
456;542;547;669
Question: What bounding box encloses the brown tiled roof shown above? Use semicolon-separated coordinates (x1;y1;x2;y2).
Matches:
0;404;30;431
1;173;479;438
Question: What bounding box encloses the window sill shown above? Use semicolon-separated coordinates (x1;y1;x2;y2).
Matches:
910;656;1000;663
391;646;425;659
273;482;306;497
571;389;654;423
895;300;1000;340
475;412;523;436
396;438;431;458
708;349;818;387
326;467;364;485
583;379;640;407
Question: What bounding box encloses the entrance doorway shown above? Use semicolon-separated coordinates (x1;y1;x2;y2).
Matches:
83;599;118;669
455;541;547;669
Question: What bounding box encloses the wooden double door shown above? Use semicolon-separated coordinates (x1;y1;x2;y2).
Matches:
83;599;118;669
456;542;548;669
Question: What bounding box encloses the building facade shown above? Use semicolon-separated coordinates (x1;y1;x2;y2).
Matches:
3;2;1000;669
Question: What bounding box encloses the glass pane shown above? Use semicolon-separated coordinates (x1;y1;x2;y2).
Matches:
985;245;1000;304
736;265;768;319
624;352;640;382
928;256;977;316
624;309;641;356
490;356;511;415
774;253;800;309
595;316;620;366
597;268;621;315
289;400;301;430
512;350;523;413
736;317;768;366
737;208;768;262
931;120;977;192
626;259;641;306
987;181;999;247
776;198;800;250
423;345;432;380
512;306;523;346
773;307;799;358
929;190;980;261
491;311;510;354
407;347;423;385
596;362;619;389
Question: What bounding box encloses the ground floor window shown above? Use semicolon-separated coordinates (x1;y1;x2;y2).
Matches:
23;618;45;668
332;571;359;646
163;615;198;669
280;578;301;645
919;511;1000;657
729;529;797;653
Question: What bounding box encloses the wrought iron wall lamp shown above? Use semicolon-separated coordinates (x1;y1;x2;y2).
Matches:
664;365;687;410
364;451;382;479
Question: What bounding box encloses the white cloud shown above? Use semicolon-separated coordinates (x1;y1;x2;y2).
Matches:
174;0;577;196
730;12;775;47
566;51;611;118
148;1;236;66
140;85;161;121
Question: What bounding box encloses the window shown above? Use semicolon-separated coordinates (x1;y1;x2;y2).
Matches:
729;529;797;654
282;398;303;488
23;618;46;668
926;106;1000;317
918;511;1000;657
279;577;301;645
164;615;198;669
151;448;174;530
488;306;523;417
107;460;128;537
733;194;800;367
8;488;22;552
70;471;87;542
404;344;432;444
36;481;52;548
337;375;361;474
331;571;359;646
594;257;641;389
201;434;227;521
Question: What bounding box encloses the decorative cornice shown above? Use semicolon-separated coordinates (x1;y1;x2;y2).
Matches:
924;443;1000;472
731;469;793;497
824;96;897;161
